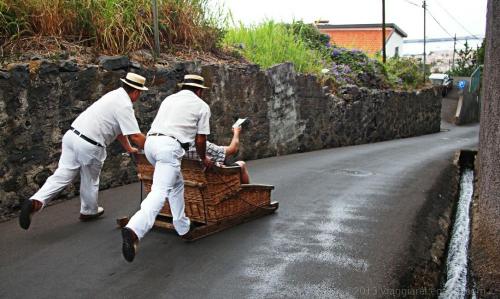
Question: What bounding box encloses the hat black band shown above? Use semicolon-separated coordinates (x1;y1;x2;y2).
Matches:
183;78;204;85
124;78;144;87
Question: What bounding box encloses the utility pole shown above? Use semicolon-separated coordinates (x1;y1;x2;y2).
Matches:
152;0;160;58
452;33;457;70
382;0;386;63
423;0;427;82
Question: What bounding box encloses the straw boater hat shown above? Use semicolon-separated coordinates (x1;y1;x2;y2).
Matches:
179;74;209;89
120;73;148;91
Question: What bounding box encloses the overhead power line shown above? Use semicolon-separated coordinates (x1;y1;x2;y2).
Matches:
434;0;480;39
425;6;454;38
404;35;483;43
402;0;420;8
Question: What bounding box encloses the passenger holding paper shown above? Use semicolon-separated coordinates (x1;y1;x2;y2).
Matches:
194;118;251;184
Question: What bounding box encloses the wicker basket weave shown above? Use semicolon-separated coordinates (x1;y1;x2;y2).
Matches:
134;153;271;224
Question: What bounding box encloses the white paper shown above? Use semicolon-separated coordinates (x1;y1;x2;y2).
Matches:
232;118;247;128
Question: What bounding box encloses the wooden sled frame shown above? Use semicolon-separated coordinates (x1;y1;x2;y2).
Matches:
134;153;279;241
154;199;279;241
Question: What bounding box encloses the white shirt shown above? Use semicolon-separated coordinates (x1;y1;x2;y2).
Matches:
71;87;141;146
148;90;211;143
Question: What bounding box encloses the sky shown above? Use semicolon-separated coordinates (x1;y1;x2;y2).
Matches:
218;0;487;54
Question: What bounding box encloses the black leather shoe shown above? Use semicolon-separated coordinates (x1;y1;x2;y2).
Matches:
19;199;42;230
79;207;104;221
122;227;138;262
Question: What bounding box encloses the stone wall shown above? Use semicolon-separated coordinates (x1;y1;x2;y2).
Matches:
0;59;441;218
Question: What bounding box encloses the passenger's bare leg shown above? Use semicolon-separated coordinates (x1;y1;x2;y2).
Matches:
235;161;250;184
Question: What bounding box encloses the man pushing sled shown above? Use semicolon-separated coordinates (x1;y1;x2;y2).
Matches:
20;73;148;230
122;75;212;262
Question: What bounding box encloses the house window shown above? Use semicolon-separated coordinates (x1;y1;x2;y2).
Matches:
395;47;400;57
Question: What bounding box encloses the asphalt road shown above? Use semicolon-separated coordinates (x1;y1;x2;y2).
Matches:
0;123;478;299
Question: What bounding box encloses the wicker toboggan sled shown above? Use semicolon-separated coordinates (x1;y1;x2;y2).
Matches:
133;153;279;241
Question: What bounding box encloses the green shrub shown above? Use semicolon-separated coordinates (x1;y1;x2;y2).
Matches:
326;47;389;88
284;21;330;52
448;40;483;77
385;56;424;89
223;20;325;74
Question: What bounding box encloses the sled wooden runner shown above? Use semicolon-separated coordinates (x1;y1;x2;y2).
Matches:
134;153;279;241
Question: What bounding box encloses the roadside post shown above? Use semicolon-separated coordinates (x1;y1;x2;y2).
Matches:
152;0;160;58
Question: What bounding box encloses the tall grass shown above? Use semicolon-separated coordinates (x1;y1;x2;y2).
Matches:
158;0;225;51
0;0;225;54
223;21;325;74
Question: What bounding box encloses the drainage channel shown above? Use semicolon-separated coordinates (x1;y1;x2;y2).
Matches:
439;168;475;299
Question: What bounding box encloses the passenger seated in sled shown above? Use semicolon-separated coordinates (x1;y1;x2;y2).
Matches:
188;126;250;183
132;133;278;241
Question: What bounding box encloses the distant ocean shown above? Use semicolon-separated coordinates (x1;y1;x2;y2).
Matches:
402;39;483;56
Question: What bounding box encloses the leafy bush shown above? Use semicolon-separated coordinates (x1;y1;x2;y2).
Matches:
327;47;389;88
284;21;330;52
448;40;484;77
384;56;424;89
223;20;423;90
325;47;425;89
0;0;225;54
223;21;325;74
476;39;485;66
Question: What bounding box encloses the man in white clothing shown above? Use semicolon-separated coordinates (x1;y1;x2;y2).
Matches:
122;74;212;262
19;73;148;230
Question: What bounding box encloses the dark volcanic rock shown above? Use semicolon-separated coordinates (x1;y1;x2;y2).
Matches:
97;55;130;71
0;71;10;80
130;61;142;70
59;60;79;72
39;60;59;75
0;59;442;218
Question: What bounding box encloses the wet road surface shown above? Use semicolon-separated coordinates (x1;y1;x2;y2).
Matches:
0;123;478;298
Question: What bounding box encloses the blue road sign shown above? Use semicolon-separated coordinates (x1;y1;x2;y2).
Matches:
458;80;467;90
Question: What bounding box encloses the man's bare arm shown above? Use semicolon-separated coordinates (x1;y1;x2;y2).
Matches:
117;134;137;153
128;133;146;149
224;127;241;156
195;134;212;168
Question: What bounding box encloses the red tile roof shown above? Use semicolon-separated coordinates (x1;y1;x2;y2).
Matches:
319;28;394;55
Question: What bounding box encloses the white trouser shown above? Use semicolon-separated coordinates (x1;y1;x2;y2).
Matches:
126;136;190;238
30;130;107;215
